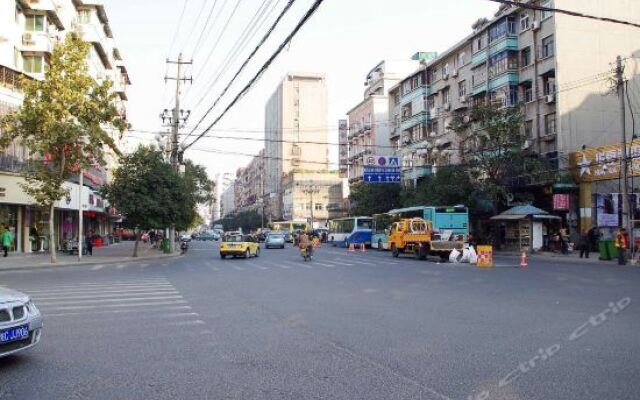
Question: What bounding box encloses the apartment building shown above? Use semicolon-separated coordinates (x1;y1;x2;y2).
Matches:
264;72;329;219
220;182;236;218
0;0;130;252
233;150;265;213
345;58;429;184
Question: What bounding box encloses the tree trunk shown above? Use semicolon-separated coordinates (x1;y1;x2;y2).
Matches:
49;202;57;264
132;228;140;258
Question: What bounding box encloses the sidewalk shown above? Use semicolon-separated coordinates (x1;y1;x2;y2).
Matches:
494;250;624;264
0;241;179;272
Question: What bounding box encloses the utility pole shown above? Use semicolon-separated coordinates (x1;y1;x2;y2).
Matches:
301;184;320;230
616;56;633;259
160;53;192;252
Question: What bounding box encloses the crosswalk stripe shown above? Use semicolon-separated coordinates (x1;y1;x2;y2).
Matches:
314;262;336;268
37;295;184;306
246;262;268;270
91;264;106;271
24;285;174;295
231;265;244;271
34;290;180;301
38;300;188;311
44;306;193;318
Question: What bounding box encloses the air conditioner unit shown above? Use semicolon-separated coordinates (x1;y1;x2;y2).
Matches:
546;94;555;104
532;20;541;31
451;69;458;78
443;102;451;111
22;32;33;43
459;95;467;103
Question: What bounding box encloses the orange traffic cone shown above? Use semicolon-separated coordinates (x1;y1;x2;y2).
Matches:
360;243;366;252
348;243;355;252
520;251;528;268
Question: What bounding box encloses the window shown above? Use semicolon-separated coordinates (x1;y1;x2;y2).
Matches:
432;121;439;135
393;91;400;104
314;203;323;211
78;9;91;24
543;74;556;95
542;35;555;58
442;88;450;104
23;55;44;73
489;17;516;43
402;81;411;95
521;47;531;67
427;95;435;110
522;82;533;102
520;13;530;31
25;15;45;32
443;63;450;77
473;36;484;53
458;52;466;67
524;120;533;138
458;81;467;97
545;113;556;135
541;0;554;20
488;51;519;78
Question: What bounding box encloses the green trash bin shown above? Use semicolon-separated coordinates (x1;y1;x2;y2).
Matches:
606;240;618;260
598;240;611;260
161;238;170;254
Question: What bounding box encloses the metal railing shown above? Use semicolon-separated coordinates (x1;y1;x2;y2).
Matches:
0;65;32;91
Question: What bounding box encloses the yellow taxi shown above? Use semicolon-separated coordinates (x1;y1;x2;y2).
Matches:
220;233;260;259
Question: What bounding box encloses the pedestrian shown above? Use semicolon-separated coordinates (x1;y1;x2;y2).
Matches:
615;228;628;265
85;233;93;256
2;226;13;257
588;226;599;252
579;229;590;259
560;226;569;255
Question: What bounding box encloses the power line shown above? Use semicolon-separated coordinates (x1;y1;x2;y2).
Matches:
179;0;210;56
185;0;281;115
190;0;222;59
168;0;191;56
183;0;299;145
183;0;325;151
485;0;640;29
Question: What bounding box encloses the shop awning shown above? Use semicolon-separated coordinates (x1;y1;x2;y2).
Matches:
532;214;561;220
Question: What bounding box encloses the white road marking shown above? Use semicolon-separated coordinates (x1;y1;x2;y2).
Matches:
246;262;268;270
232;265;244;271
25;285;174;295
44;306;193;318
37;295;184;306
91;264;106;271
314;263;336;268
34;290;180;301
116;264;128;269
38;300;188;311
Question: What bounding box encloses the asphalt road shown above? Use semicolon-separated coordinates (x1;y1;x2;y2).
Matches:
0;240;638;400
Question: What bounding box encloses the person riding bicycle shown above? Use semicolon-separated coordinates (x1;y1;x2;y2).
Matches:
298;231;313;257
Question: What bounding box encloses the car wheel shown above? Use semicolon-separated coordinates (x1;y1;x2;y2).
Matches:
255;248;260;257
391;243;399;258
377;240;384;251
220;254;226;259
345;240;349;249
244;249;250;259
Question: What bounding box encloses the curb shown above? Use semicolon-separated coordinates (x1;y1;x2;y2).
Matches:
0;253;181;273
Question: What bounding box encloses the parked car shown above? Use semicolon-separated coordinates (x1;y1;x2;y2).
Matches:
257;229;270;242
265;233;286;249
0;287;43;358
220;234;260;259
180;234;191;242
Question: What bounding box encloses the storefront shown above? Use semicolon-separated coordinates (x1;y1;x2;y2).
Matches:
570;140;640;244
490;205;561;252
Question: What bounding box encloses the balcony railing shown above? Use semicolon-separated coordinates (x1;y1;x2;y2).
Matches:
0;65;32;91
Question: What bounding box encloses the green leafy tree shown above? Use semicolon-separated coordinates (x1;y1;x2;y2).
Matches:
349;183;402;216
102;147;192;257
402;165;478;210
449;104;544;210
0;35;125;263
214;210;262;233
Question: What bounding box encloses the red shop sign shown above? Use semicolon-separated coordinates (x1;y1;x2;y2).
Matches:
553;194;570;210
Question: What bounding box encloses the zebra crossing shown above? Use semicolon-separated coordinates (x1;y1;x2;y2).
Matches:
7;278;210;335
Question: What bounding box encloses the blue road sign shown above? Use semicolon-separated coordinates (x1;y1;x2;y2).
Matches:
363;171;401;183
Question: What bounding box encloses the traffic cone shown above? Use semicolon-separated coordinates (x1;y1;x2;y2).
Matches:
520;251;528;268
348;243;355;252
360;243;366;252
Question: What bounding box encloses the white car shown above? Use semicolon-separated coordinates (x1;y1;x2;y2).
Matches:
0;287;43;358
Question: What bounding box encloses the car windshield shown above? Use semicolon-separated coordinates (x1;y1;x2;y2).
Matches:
224;235;243;243
269;234;284;239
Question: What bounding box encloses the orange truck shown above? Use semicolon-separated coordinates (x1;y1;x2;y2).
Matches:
388;218;433;260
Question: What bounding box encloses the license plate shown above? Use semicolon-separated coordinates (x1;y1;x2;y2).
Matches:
0;325;29;344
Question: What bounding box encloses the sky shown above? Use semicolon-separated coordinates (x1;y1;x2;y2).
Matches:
105;0;499;179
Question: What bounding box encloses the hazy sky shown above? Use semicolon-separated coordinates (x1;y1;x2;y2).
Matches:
106;0;499;178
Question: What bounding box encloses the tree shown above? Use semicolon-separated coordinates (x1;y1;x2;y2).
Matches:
0;35;125;263
349;184;402;216
402;165;478;210
449;104;544;210
214;210;262;233
102;147;192;257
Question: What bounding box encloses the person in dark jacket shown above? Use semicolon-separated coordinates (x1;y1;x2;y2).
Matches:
85;234;93;256
579;229;590;259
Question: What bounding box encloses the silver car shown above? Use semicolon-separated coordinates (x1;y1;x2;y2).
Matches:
0;287;43;358
265;233;286;249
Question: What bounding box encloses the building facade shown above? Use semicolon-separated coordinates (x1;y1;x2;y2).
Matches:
234;150;265;213
0;0;130;252
264;72;329;219
345;58;427;184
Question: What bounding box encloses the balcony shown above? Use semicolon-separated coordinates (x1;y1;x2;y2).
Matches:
472;50;487;66
20;31;54;54
400;86;429;107
403;165;432;181
400;111;427;132
0;65;33;91
488;36;518;56
0;154;31;174
74;22;113;69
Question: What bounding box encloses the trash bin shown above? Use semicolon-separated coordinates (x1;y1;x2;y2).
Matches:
598;240;611;260
606;240;618;259
161;238;170;254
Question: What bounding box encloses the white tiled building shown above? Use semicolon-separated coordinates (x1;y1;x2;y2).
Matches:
0;0;130;252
